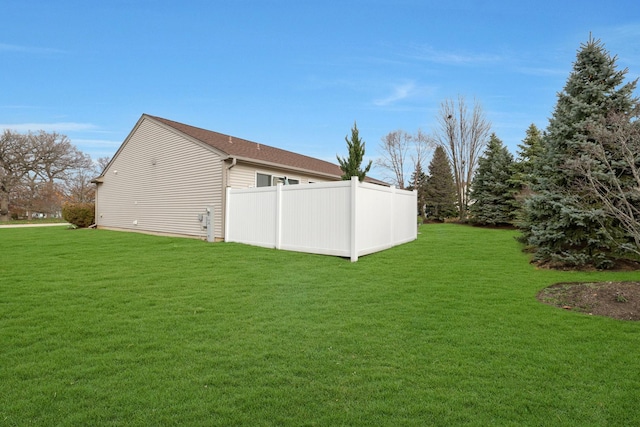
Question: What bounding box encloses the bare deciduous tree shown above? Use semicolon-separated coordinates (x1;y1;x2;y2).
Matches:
96;156;111;173
411;129;432;171
0;129;93;220
376;130;411;188
31;131;92;183
434;96;491;219
570;111;640;256
0;130;32;221
376;129;433;189
65;161;99;203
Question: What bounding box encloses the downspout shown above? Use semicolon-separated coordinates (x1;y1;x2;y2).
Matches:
225;156;237;186
222;157;237;242
90;177;103;228
227;156;237;171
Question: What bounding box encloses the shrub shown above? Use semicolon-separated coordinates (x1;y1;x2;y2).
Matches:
62;203;95;228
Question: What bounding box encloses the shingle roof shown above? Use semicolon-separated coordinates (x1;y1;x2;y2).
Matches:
147;114;346;179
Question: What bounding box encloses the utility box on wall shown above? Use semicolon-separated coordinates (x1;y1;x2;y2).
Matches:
199;206;214;242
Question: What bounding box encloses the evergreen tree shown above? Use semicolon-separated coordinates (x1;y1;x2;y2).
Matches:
424;146;457;221
336;122;372;182
469;133;517;226
510;124;544;221
511;124;544;193
519;36;639;268
407;161;428;218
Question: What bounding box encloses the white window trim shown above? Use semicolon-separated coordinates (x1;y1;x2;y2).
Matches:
256;172;299;187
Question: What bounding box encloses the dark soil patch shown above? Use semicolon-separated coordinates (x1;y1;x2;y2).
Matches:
535;258;640;272
537;281;640;321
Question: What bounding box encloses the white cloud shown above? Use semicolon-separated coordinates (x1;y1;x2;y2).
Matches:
0;122;120;158
514;66;568;77
73;138;121;147
0;122;97;132
405;45;504;66
373;81;435;107
0;43;27;52
0;104;38;109
605;23;640;42
374;82;415;106
601;24;640;68
0;42;65;54
73;139;122;159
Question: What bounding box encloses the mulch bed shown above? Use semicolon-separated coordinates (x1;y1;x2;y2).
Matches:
537;281;640;321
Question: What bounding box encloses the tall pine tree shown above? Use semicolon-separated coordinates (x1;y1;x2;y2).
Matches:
512;124;544;194
469;133;517;226
337;122;372;182
407;161;428;218
519;36;638;268
424;146;457;221
511;124;544;221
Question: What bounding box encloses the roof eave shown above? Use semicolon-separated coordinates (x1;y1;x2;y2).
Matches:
231;156;342;180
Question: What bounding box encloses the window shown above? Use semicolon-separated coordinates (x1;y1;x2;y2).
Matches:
273;176;299;185
257;173;271;187
256;173;299;187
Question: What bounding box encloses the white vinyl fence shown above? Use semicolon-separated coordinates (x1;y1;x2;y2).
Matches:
225;177;417;261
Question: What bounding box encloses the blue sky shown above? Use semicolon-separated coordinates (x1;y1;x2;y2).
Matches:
2;0;639;180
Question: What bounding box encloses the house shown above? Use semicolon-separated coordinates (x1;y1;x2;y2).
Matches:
94;114;386;240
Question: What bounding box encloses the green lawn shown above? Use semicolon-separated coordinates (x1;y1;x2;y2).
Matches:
1;224;639;426
0;217;67;225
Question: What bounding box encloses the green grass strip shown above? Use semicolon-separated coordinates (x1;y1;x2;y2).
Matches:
1;224;638;426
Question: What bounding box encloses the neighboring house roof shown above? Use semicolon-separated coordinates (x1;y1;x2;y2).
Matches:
146;114;387;185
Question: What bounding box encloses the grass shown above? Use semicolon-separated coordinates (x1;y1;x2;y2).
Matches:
1;224;639;426
0;217;67;225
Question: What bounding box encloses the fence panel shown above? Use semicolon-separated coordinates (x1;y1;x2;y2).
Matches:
225;178;416;261
279;182;352;256
225;186;277;247
355;182;395;256
393;188;420;245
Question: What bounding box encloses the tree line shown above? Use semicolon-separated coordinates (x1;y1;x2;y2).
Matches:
0;130;108;221
5;36;637;269
339;36;639;269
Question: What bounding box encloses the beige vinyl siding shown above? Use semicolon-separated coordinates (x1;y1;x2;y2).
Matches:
96;118;224;238
228;163;335;188
227;163;258;188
